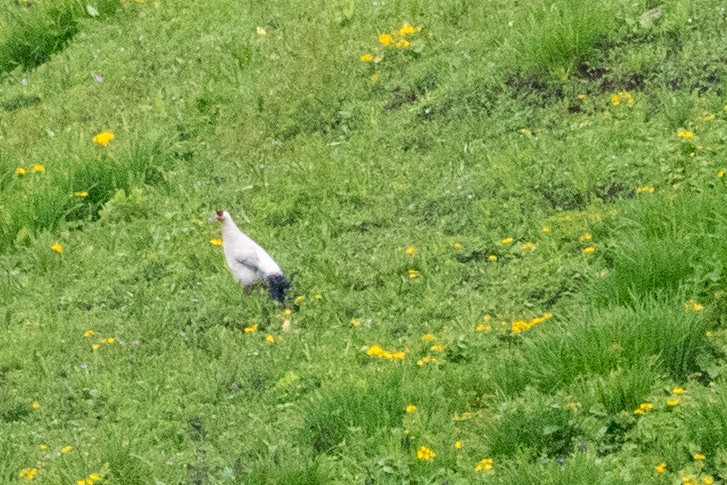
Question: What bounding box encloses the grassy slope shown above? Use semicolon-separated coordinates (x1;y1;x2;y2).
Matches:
1;0;727;483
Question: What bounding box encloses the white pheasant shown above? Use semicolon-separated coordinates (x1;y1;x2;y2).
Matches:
211;210;290;303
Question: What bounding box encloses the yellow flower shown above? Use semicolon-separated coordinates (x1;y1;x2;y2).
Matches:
38;444;47;450
636;185;654;194
31;164;45;173
399;23;417;35
265;335;275;343
655;462;667;473
421;333;436;342
93;131;115;146
209;238;223;246
673;387;685;394
395;38;410;48
634;408;645;415
31;401;40;410
405;404;417;413
611;95;620;106
378;33;394;46
15;167;27;175
667;398;680;407
256;26;267;36
579;232;592;242
702;476;714;485
701;113;716;122
100;337;115;344
83;329;94;337
91;343;100;351
635;402;653;414
577;93;586;100
61;445;73;453
476;323;491;332
51;243;64;254
541;226;551;233
501;237;513;245
78;480;88;485
74;191;89;198
87;473;102;482
685;300;704;312
370;73;379;82
416;445;436;461
488;254;497;262
405;246;416;255
453;242;462;250
19;468;38;480
611;91;634;106
359;53;373;62
351;318;361;327
474;458;494;472
520;242;535;251
718;169;725;178
693;453;705;461
706;331;713;337
314;294;322;299
244;325;258;333
583;246;596;255
454;440;463;449
519;128;532;136
282;309;292;316
408;269;419;279
430;344;445;352
677;129;694;139
294;295;305;304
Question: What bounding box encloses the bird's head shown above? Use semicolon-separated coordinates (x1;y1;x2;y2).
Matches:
209;210;229;223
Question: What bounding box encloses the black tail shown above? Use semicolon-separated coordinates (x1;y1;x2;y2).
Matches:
267;273;291;304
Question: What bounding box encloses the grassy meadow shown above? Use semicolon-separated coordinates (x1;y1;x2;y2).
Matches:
2;0;727;483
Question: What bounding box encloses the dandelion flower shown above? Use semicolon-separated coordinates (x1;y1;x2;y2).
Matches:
74;191;89;198
83;329;94;337
541;226;551;233
31;164;45;173
31;401;40;410
655;463;667;473
520;242;536;251
636;186;655;194
421;333;435;342
244;325;258;333
61;445;73;454
256;26;267;36
488;254;497;262
702;476;714;485
93;131;115;146
701;114;715;122
693;453;705;461
474;458;493;472
583;246;596;255
351;318;361;327
405;404;417;413
430;344;445;352
706;331;713;337
580;232;592;242
19;468;37;480
395;38;410;48
408;269;419;279
359;53;373;62
453;242;462;250
501;237;513;245
39;444;47;450
294;295;305;304
399;23;417;35
476;323;491;332
378;33;394;46
416;445;436;460
673;387;685;394
265;335;275;343
15;167;27;175
405;246;416;255
101;337;115;344
611;95;621;106
667;398;680;407
314;294;322;299
718;169;725;178
577;93;586;100
51;243;64;254
91;344;100;351
677;130;694;139
454;440;463;449
282;309;292;316
685;300;704;312
210;238;223;246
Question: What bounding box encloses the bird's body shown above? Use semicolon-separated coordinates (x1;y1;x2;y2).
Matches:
214;210;290;303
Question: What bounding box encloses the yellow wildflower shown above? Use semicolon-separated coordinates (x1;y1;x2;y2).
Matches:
15;167;27;175
378;33;394;46
91;343;100;351
408;269;419;279
244;325;258;333
282;309;292;316
405;404;417;413
636;186;655;194
718;169;724;178
453;242;462;250
395;39;410;48
93;131;115;146
577;93;586;100
416;355;438;366
476;324;491;332
519;128;532;136
359;53;373;62
51;243;64;254
667;398;680;407
61;445;73;453
19;468;37;480
209;238;223;246
583;246;596;255
351;318;361;327
294;295;305;304
706;331;713;337
416;445;436;461
701;114;715;122
399;23;417;35
673;387;685;394
265;335;275;343
693;453;705;461
677;130;694;139
370;73;379;82
74;191;89;198
83;329;94;337
405;246;416;255
88;473;101;482
579;232;592;242
501;237;513;245
454;440;463;449
634;408;645;415
520;242;536;251
314;294;322;299
655;463;667;473
474;458;493;472
39;444;47;450
702;476;714;485
452;412;473;421
31;401;40;410
430;344;445;352
685;300;704;312
611;95;620;106
100;337;115;344
541;226;550;233
256;26;267;36
31;164;45;173
488;254;497;262
78;480;88;485
421;333;436;342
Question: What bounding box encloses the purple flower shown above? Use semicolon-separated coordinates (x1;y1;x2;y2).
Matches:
21;79;28;86
94;75;104;83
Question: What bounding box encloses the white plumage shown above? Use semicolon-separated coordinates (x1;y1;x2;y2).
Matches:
213;210;290;302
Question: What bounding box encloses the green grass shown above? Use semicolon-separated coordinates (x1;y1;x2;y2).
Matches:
1;0;727;482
